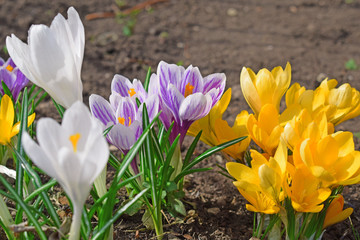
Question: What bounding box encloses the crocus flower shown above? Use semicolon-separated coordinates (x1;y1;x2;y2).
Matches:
188;88;250;161
226;140;288;214
22;101;109;240
90;74;158;172
6;7;84;109
0;94;35;146
240;63;291;116
285;167;331;213
247;104;283;156
282;109;333;152
283;79;360;126
0;57;29;101
323;194;353;229
156;61;226;144
294;132;360;186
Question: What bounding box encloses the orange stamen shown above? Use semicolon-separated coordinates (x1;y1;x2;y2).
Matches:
184;82;195;97
69;133;81;152
118;117;125;125
6;65;14;72
128;88;136;97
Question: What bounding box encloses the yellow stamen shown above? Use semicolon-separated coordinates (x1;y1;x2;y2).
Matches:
118;117;125;125
128;88;136;97
69;133;81;152
184;82;195;97
6;65;14;72
128;117;132;125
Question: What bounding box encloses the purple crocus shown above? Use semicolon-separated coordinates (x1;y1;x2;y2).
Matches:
156;61;226;144
0;57;29;101
89;74;159;172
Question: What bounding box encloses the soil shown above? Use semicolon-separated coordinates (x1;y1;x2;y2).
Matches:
1;0;360;239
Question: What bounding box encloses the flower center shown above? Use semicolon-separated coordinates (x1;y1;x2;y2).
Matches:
69;133;81;152
184;82;194;97
128;88;136;97
118;117;132;126
6;65;14;72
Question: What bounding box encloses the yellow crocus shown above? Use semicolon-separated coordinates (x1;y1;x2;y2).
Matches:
285;167;331;213
188;88;250;161
247;104;283;156
226;140;288;214
323;194;353;229
282;79;360;126
0;95;35;145
240;63;291;116
282;109;333;151
295;132;360;187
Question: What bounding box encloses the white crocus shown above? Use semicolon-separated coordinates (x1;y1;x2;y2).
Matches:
6;7;84;109
22;101;109;240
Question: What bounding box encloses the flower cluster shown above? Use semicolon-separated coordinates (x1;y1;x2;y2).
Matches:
223;63;359;238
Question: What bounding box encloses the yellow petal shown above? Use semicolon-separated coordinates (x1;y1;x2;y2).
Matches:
241;67;262;115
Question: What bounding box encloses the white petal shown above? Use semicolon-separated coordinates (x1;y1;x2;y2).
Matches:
6;35;39;85
36;118;67;163
66;7;85;65
22;132;59;180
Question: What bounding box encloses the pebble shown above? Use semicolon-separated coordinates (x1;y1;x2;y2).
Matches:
227;8;238;17
207;207;220;215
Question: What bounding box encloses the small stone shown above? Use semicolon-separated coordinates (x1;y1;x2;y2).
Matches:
289;6;298;13
207;207;220;215
177;42;185;48
316;73;327;83
227;8;238;17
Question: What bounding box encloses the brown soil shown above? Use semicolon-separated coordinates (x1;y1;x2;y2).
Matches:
1;0;360;239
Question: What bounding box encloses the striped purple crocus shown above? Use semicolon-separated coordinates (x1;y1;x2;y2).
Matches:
89;74;159;172
155;61;226;145
0;57;29;101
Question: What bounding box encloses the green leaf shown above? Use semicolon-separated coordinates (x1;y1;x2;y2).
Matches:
1;81;14;102
92;188;148;240
173;198;186;216
122;199;143;216
345;59;358;70
144;67;151;92
142;208;155;229
0;174;47;240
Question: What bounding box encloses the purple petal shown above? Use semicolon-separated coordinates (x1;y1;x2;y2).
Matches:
148;73;159;96
0;68;15;92
137;95;159;122
162;84;184;125
159;99;175;130
179;93;212;121
89;94;116;126
115;97;137;126
0;57;5;66
203;73;226;104
132;79;147;102
12;69;29;100
111;74;132;97
180;66;204;95
107;124;136;152
158;61;185;101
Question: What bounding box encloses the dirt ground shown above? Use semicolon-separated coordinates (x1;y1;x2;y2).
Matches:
1;0;360;239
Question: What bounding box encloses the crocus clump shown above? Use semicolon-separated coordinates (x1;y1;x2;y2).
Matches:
224;63;360;239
